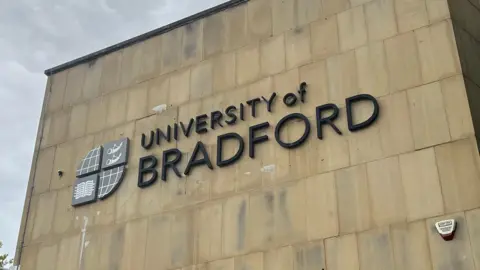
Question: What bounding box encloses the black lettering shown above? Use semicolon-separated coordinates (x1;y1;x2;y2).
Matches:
174;123;179;140
161;148;182;181
138;155;158;188
180;119;195;137
246;98;262;117
217;133;245;167
248;122;270;158
240;103;245;121
275;113;311;149
298;82;307;103
156;126;171;146
196;114;208;134
283;93;297;107
261;92;277;113
225;105;237;125
211;111;224;130
141;131;155;149
316;104;342;140
184;141;213;175
346;94;380;132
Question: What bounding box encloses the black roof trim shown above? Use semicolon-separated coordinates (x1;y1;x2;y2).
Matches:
44;0;249;76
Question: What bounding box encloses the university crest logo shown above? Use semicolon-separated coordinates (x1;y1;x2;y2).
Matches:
72;138;129;207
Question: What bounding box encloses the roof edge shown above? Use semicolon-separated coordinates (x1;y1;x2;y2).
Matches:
44;0;249;76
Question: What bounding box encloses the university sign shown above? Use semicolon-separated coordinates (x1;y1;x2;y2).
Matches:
72;82;379;207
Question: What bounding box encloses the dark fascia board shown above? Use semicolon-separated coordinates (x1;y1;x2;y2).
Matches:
44;0;249;76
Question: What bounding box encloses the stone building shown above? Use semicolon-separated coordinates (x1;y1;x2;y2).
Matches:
13;0;480;269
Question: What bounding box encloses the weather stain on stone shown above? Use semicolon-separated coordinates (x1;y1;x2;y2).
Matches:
237;200;247;250
265;191;274;212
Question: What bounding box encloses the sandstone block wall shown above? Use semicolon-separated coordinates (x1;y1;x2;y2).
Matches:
14;0;480;269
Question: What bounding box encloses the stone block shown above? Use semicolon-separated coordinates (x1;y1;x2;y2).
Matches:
435;139;480;213
285;26;312;70
86;96;107;134
203;13;225;58
50;142;74;190
52;187;74;235
337;6;367;52
395;0;429;32
222;194;249;257
247;0;272;41
260;34;286;77
391;221;433;270
43;109;70;147
415;20;460;84
247;190;276;251
120;219;148;270
272;0;295;35
195;202;223;262
33;146;55;194
426;0;450;22
55;235;80;270
399;148;444;221
311;16;339;60
427;213;476;270
305;172;339;240
335;165;371;234
19;245;38;270
47;70;67;113
213;52;236;93
147;75;170;113
299;61;329;117
191;60;213;100
358;227;395;270
139;35;163;81
296;0;321;26
407;82;450;149
236;44;260;86
36;243;58;270
292;241;326;270
466;208;480;268
73;191;116;229
366;156;407;226
119;43;143;88
161;28;183;74
327;50;358;104
145;211;194;270
234;252;263;270
264;246;293;270
182;21;203;67
208;258;234;270
365;0;398;41
272;69;300;119
106;89;128;128
100;50;123;94
126;82;149;121
82;59;102;101
259;133;291;186
325;234;359;270
63;64;86;107
355;41;390;97
169;68;191;106
377;91;415;157
68;102;88;139
385;31;422;92
225;5;248;51
145;215;172;270
323;0;350;17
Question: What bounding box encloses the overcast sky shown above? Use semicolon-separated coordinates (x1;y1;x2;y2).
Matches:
0;0;228;258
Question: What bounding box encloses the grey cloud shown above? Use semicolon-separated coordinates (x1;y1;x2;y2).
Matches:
0;0;226;258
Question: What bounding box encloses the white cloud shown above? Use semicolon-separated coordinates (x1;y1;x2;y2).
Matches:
0;0;228;258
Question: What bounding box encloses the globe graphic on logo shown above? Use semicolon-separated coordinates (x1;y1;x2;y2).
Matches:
72;138;129;207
